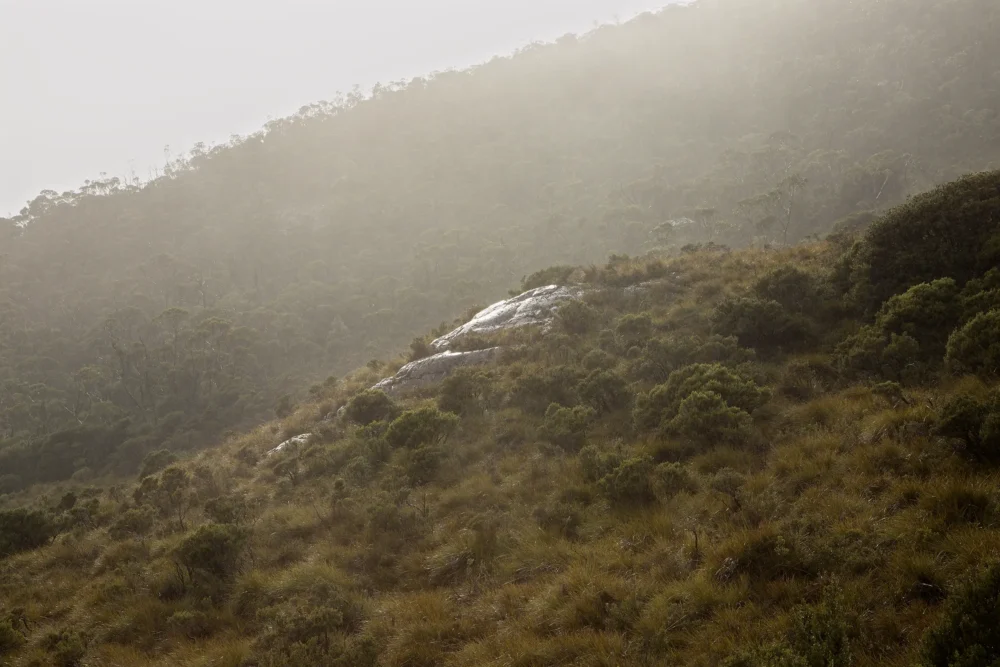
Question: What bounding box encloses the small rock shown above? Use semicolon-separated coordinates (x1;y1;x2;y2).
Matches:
373;348;501;396
266;433;312;457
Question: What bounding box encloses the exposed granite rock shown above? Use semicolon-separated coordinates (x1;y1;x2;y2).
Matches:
431;285;585;351
373;347;501;396
266;433;312;457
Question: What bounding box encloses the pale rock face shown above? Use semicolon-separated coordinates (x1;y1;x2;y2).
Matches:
373;347;501;396
266;433;312;457
431;285;584;351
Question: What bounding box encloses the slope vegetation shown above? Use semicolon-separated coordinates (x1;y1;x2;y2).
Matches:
3;171;1000;665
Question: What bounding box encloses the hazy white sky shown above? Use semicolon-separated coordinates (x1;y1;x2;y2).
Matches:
0;0;671;216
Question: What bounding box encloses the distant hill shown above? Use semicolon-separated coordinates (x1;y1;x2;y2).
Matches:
2;0;999;490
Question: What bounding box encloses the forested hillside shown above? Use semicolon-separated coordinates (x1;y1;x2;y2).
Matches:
3;170;1000;666
3;0;1000;491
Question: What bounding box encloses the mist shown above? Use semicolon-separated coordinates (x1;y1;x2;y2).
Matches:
0;0;670;215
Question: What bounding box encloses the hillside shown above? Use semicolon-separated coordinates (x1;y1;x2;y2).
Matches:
2;170;1000;665
3;0;1000;492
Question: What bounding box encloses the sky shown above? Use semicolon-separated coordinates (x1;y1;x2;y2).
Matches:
0;0;673;216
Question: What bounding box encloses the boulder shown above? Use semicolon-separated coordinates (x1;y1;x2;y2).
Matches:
266;433;312;457
373;347;501;396
432;285;584;351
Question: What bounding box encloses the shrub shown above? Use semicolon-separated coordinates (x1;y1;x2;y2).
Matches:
175;523;249;581
557;300;599;335
582;349;617;371
923;562;1000;666
663;391;755;446
655;462;698;497
848;169;1000;310
0;507;57;557
753;266;822;315
42;630;86;667
934;394;1000;463
139;448;178;479
711;297;814;353
0;618;25;655
406;445;446;486
579;445;622;483
615;313;654;348
438;368;494;415
108;507;155;541
631;334;754;383
344;390;397;426
634;363;766;431
508;365;585;415
385;407;459;450
946;310;1000;376
578;370;631;414
540;404;597;451
600;456;656;505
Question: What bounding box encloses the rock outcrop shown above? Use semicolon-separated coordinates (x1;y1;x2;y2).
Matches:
373;347;501;396
266;432;312;457
431;285;584;351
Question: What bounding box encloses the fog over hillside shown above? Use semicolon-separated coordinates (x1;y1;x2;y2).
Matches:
0;0;673;215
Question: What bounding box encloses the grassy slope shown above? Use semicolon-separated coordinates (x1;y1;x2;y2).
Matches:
4;224;1000;666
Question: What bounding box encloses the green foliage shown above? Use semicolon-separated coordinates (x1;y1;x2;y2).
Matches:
664;391;755;446
850;170;1000;310
579;445;622;483
947;311;1000;377
923;562;1000;667
385;407;459;450
0;507;56;557
540;404;597;451
344;390;397;426
41;630;87;667
508;365;585;415
634;364;766;431
578;370;631;414
934;394;1000;463
630;334;754;383
438;368;494;415
108;507;155;541
655;462;698;497
753;266;822;315
712;297;814;354
175;523;249;581
557;300;600;335
599;456;656;505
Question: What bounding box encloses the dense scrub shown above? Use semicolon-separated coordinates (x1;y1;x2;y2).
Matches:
4;0;1000;493
5;169;1000;665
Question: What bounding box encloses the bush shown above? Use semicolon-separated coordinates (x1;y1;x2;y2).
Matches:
0;618;25;655
508;365;585;415
753;266;822;315
344;390;397;426
540;404;597;451
946;310;1000;376
42;630;86;667
634;364;766;431
175;523;249;581
615;313;654;349
599;456;656;505
438;368;494;415
557;300;599;335
712;297;814;353
934;394;1000;463
406;445;445;486
139;448;178;479
579;445;622;483
848;169;1000;311
385;407;459;450
108;507;155;541
582;348;617;371
0;507;56;557
664;391;755;446
578;370;631;414
923;562;1000;667
655;462;698;497
630;334;753;383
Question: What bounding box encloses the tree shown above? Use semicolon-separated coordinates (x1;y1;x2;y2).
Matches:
0;508;56;557
344;390;397;426
385;407;459;450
